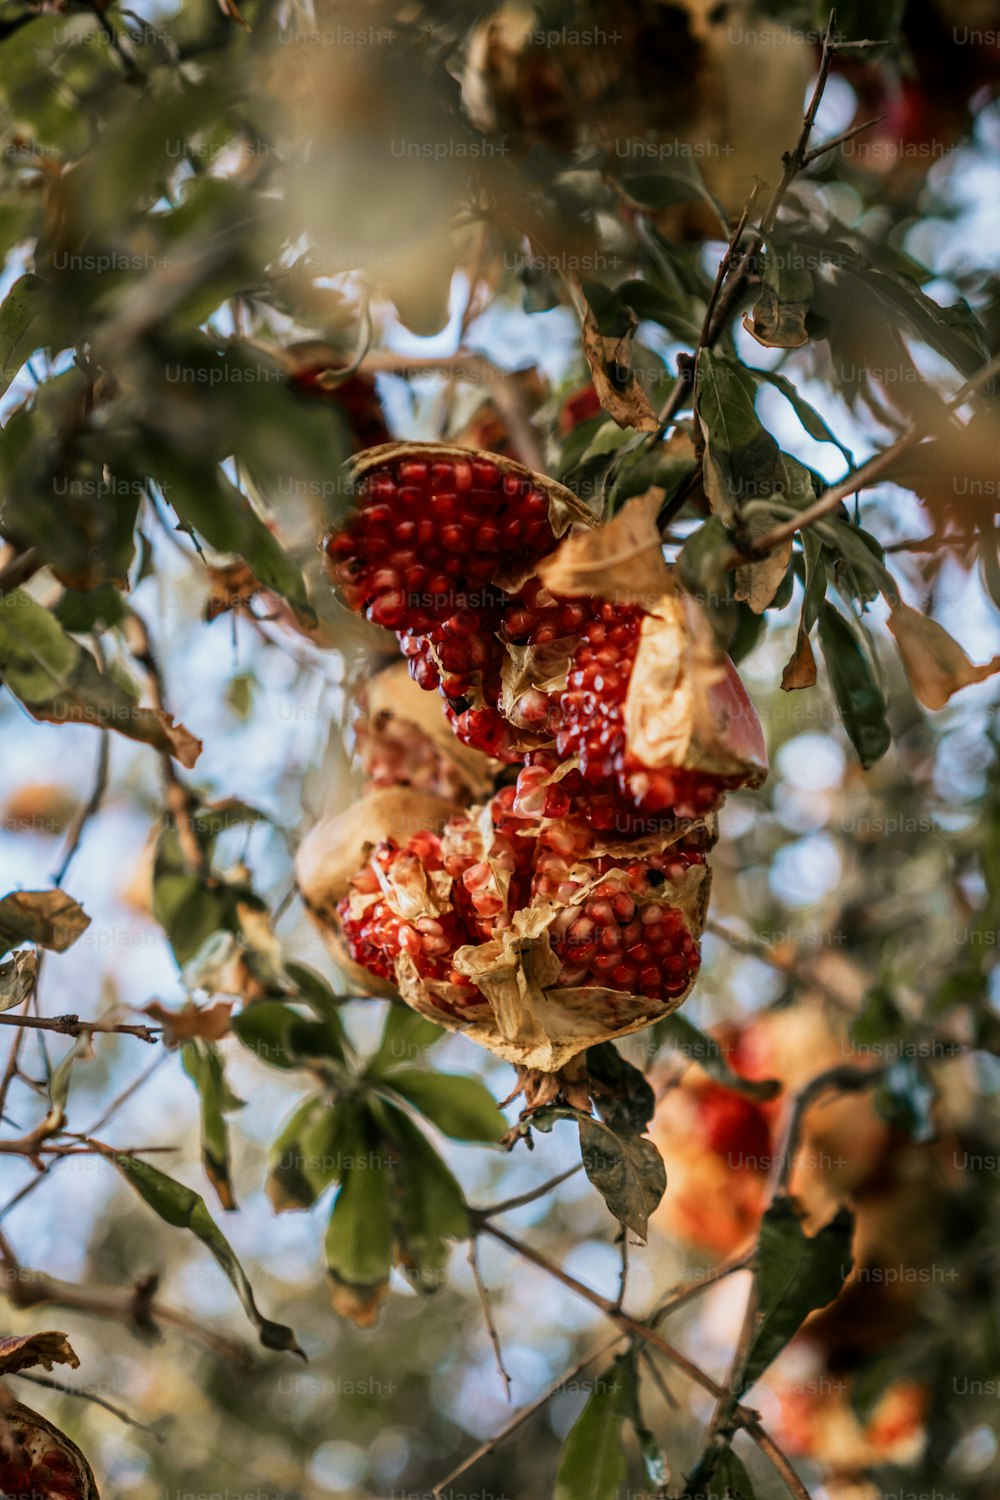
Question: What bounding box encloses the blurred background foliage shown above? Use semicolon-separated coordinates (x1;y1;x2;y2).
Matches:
0;0;999;1495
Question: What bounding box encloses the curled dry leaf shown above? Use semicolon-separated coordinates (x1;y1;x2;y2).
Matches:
887;603;1000;711
0;949;38;1011
0;1401;99;1499
143;999;234;1047
624;594;769;785
537;489;672;607
0;890;90;955
580;304;659;432
781;626;818;691
0;1331;80;1376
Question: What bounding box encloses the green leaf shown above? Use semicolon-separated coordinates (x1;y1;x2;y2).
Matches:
744;237;813;350
578;1115;666;1240
369;1004;444;1073
748;366;854;469
181;1040;244;1211
285;961;347;1025
268;1096;368;1213
381;1069;506;1143
0;273;47;396
586;1042;656;1136
324;1109;395;1313
554;1354;629;1500
113;1154;303;1357
817;602;891;769
381;1103;468;1288
655;1015;780;1102
851;984;903;1047
618;1346;669;1493
0;590;200;766
266;1092;331;1212
707;1447;757;1499
734;1199;854;1398
0;889;90;958
231;1001;303;1071
876;1059;937;1143
54;584;127;634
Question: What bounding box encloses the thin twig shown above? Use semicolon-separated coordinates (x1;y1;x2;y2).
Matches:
801;114;887;165
124;610;204;872
0;1228;250;1366
0;1014;160;1043
53;717;110;887
12;1371;165;1441
473;1164;583;1220
727;347;1000;566
480;1221;809;1500
431;1334;624;1497
467;1238;512;1401
0;547;41;595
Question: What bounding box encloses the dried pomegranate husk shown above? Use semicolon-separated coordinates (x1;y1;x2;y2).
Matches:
0;1399;99;1499
295;787;466;998
358;660;500;803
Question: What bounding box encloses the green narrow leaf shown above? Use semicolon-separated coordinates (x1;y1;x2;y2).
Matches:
324;1106;394;1323
817;602;891;768
0;273;47;395
0;590;200;766
748;366;854;468
369;1003;444;1073
734;1198;854;1397
618;1346;669;1493
578;1114;666;1240
113;1155;303;1357
708;1447;757;1499
181;1040;245;1211
266;1092;330;1212
554;1354;629;1500
655;1015;780;1102
380;1069;506;1143
380;1103;468;1288
231;1001;302;1071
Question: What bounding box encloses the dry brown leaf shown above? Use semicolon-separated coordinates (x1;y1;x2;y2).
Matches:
887;603;1000;711
157;713;202;770
580;305;659;432
327;1276;388;1329
0;889;90;953
781;626;818;691
143;999;233;1047
0;949;38;1011
537;490;672;606
203;560;261;622
0;1331;80;1376
735;525;794;614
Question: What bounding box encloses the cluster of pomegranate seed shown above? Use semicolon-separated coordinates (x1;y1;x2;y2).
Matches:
533;848;702;999
337;831;478;994
324;446;745;834
337;785;705;1009
324;454;557;632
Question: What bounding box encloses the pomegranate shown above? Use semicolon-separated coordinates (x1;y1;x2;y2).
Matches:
0;1402;98;1499
323;442;593;634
